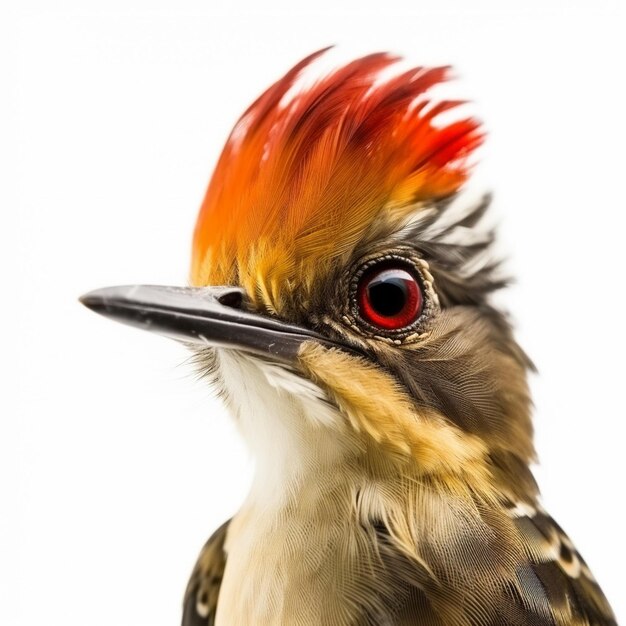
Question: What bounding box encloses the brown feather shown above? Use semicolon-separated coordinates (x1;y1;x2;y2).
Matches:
182;520;229;626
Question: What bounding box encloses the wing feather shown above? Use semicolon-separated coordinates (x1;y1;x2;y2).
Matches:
508;503;616;626
181;520;230;626
372;497;616;625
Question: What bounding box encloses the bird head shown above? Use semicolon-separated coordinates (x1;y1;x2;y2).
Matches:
82;51;535;493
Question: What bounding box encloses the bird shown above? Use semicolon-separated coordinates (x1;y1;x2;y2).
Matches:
80;50;617;626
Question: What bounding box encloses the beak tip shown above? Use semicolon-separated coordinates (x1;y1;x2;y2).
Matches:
79;292;93;308
79;290;103;312
80;287;120;315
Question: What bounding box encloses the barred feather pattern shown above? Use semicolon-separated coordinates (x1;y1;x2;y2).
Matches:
506;503;616;626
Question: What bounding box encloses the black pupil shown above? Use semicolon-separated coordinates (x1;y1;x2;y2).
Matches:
368;275;408;317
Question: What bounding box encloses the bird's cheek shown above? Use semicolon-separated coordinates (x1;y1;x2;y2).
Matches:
298;342;490;476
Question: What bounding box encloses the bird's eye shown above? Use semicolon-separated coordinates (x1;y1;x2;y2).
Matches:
357;265;423;331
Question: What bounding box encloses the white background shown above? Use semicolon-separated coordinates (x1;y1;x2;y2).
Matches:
4;1;625;625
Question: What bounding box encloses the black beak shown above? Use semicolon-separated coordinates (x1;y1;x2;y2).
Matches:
79;285;337;365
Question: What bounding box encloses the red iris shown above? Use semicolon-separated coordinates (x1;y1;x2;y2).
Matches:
357;265;423;330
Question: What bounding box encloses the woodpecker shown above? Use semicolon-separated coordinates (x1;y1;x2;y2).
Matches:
81;50;616;626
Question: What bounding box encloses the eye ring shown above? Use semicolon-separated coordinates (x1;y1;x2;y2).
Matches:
347;252;436;340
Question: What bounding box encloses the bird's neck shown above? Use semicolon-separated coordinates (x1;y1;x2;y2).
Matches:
216;349;358;508
213;350;539;625
215;349;534;510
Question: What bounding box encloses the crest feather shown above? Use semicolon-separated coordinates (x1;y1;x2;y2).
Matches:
191;50;483;298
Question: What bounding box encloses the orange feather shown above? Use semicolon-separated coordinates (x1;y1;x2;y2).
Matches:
191;50;482;310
